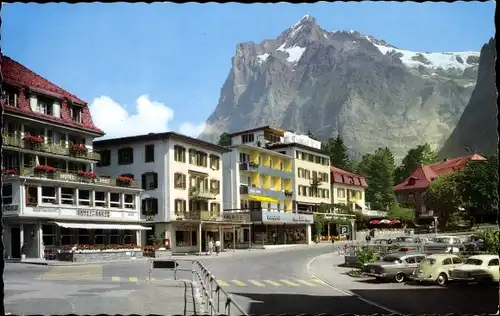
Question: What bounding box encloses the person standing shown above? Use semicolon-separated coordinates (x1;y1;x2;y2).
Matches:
208;239;214;255
215;239;221;256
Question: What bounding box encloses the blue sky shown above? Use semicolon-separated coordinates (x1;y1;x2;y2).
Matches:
2;2;495;139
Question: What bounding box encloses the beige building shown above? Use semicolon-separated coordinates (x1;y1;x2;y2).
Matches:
330;166;368;211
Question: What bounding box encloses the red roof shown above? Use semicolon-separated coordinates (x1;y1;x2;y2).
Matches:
330;166;368;188
393;154;487;191
1;55;103;134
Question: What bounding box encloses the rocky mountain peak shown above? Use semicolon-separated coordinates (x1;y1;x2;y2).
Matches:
277;15;325;49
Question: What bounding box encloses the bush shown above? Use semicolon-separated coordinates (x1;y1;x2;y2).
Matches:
475;229;499;255
356;246;377;267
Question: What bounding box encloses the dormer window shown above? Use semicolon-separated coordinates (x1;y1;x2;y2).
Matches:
37;97;53;115
71;105;83;123
408;178;416;185
241;133;254;144
2;86;18;107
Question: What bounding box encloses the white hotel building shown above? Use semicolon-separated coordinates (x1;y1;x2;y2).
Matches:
93;132;243;253
1;56;147;260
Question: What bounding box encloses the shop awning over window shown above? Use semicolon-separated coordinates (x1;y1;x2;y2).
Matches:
247;194;280;204
53;222;152;230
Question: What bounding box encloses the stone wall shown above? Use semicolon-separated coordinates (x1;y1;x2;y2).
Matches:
58;250;143;263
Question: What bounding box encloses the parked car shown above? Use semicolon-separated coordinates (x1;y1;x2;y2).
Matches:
372;238;392;245
463;235;485;252
424;236;465;253
362;252;427;283
410;253;464;286
449;255;499;284
393;236;426;252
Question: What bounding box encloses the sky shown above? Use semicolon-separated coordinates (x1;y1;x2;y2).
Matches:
2;2;495;139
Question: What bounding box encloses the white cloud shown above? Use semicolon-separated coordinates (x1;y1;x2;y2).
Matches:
89;95;205;139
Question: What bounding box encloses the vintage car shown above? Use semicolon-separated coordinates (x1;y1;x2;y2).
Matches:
392;236;426;252
410;253;464;286
449;255;499;284
463;235;486;252
424;236;465;253
362;252;427;283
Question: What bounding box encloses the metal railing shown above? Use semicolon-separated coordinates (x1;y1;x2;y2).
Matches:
148;258;247;316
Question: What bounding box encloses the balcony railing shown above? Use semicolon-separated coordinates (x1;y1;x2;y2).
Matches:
238;162;293;179
4;167;138;188
178;210;220;221
189;187;217;200
2;133;100;161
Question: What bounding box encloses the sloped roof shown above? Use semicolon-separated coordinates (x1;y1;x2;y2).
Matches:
331;166;368;188
393;153;487;191
1;55;103;134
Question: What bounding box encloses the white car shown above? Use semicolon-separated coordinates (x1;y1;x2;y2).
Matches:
449;255;500;284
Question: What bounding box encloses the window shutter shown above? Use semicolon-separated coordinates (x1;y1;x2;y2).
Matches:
153;198;158;215
141;199;146;215
153;173;158;189
141;174;146;190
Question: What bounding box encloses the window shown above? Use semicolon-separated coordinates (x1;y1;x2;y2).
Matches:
210;180;220;194
176;230;189;246
210;203;220;217
442;258;452;265
2;184;13;204
123;230;134;244
95;191;107;207
42;225;56;246
110;230;121;244
239;153;250;163
405;256;416;264
145;144;155;163
94;229;106;245
60;227;74;245
78;189;91;206
488;259;499;266
77;229;91;244
26;186;38;205
210;155;220;170
174;199;186;215
142;198;158;215
37;97;53;115
452;257;463;264
98;150;111;166
70;106;82;123
191;231;198;246
189;149;197;164
124;194;135;209
118;147;134;165
110;193;120;208
174;145;186;163
41;186;57;204
61;188;75;205
3;87;18;107
142;172;158;190
195;151;208;167
174;173;187;189
241;133;254;144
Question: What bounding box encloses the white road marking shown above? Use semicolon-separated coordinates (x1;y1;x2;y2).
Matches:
306;252;403;315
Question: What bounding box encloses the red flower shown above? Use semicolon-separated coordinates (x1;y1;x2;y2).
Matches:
116;175;135;184
70;143;88;152
34;165;57;173
3;169;17;175
78;171;97;179
22;134;44;143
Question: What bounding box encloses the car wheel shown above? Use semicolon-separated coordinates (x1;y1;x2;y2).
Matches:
395;273;406;283
437;273;448;286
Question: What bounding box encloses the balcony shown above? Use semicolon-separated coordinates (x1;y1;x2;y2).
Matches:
2;133;100;161
239;162;292;179
189;187;217;200
182;210;218;221
240;185;289;200
4;167;138;188
310;177;323;186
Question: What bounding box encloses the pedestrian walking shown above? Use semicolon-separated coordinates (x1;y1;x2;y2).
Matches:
215;240;221;255
208;239;214;255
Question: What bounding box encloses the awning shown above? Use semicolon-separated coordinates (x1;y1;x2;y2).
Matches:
355;200;365;210
53;222;152;230
248;194;280;204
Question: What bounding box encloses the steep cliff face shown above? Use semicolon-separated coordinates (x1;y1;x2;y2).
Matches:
439;38;497;159
200;15;479;160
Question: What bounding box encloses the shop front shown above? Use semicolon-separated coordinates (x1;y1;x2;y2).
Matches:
250;210;313;246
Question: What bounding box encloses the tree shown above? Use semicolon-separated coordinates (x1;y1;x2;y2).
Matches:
313;213;325;238
356;147;397;210
387;204;416;223
322;134;352;171
424;173;465;228
218;132;231;147
394;143;438;184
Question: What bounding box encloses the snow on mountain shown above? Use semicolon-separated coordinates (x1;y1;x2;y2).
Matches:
277;44;306;63
256;53;270;64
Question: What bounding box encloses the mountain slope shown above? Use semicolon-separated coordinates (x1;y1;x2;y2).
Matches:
200;15;479;160
439;38;497;159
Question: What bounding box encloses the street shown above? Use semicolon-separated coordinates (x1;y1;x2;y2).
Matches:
5;244;498;315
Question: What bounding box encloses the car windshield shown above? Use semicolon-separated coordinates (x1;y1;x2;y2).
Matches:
434;237;451;243
382;256;402;263
421;258;436;265
464;258;483;265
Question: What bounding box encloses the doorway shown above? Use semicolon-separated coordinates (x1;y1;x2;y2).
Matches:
201;229;206;252
11;227;21;258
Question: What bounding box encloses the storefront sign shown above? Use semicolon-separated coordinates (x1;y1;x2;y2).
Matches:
223;212;251;223
76;209;110;218
2;205;19;212
34;207;59;213
254;210;314;224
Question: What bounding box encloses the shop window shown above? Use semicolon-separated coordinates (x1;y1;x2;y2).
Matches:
110;230;121;244
78;229;91;244
26;186;38;205
42;225;56;246
142;198;158;215
118;147;134;165
145;144;155;163
191;231;197;246
2;184;13;204
110;193;120;208
61;188;75;205
141;172;158;190
124;194;135;209
95;191;107;207
94;229;106;244
60;227;74;245
174;173;187;189
41;186;57;204
78;189;91;206
123;230;135;244
175;231;189;246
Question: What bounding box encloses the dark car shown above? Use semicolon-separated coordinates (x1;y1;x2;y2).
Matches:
424;236;465;253
393;236;426;252
463;235;485;252
362;252;427;283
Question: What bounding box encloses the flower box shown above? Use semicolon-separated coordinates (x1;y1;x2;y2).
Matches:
69;143;88;155
22;134;44;144
78;171;97;179
116;175;135;187
34;165;57;173
2;169;17;176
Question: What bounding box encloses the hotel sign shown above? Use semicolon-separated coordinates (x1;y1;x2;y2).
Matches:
76;209;110;218
254;210;314;224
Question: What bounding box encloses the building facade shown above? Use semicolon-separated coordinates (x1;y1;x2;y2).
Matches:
330;166;369;212
1;56;147;260
223;126;323;246
93;132;240;253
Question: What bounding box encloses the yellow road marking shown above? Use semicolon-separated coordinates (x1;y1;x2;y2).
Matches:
248;280;266;287
112;276;121;281
217;280;229;286
280;279;300;286
311;279;326;285
231;280;247;286
129;277;138;282
295;279;316;286
40;265;103;280
263;280;282;286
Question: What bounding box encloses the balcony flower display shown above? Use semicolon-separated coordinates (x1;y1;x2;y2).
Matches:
2;169;18;176
34;164;57;173
69;143;88;155
22;134;44;144
78;171;97;179
116;175;135;187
